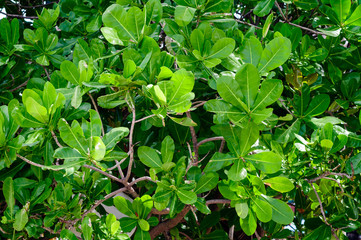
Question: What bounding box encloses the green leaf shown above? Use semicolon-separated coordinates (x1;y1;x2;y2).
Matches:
101;27;124;45
3;177;15;219
207;38;235;59
254;0;275;17
114;196;135;217
134;228;151;240
124;60;137;78
167;69;194;106
304;94;330;117
176;189;197;204
235;202;249;219
54;147;85;160
90;136;106;161
194;172;219;194
252;79;283;111
191;29;204;53
169;116;197;126
263;195;294;224
174;6;196;26
258;37;291;74
153;190;173;203
204;152;237;172
194;198;211;215
217;76;248;111
71;86;82;109
303;225;332;240
102;4;137;43
239;210;257;236
42;82;56;110
264;177;294;193
236;63;260;110
244;151;282;173
161;136;174;163
346;152;361;175
60;229;79;240
345;5;361;26
138;219;150;231
24;97;48;123
81;217;93;240
227;159;247;181
119;217;137;232
138;146;162;168
58;118;87;154
263;13;273;39
253;198;272;223
240;36;263;66
60;60;80;85
103;127;129;150
126;7;145;40
13;208;28;231
293;0;318;10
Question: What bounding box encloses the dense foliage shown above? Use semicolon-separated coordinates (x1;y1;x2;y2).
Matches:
1;0;361;239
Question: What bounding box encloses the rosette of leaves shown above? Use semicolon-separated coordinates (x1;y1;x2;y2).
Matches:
114;195;158;240
48;110;129;171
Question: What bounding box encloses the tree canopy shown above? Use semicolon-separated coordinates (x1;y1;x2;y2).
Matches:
0;0;361;239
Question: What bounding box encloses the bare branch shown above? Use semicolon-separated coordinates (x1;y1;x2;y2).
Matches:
0;11;38;19
307;171;352;183
134;114;156;123
9;79;29;92
124;102;136;182
51;130;63;148
83;165;123;183
197;136;224;148
186;111;198;162
17;154;61;170
311;184;329;226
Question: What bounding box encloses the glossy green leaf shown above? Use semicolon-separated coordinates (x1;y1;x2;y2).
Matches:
138;146;162;168
207;38;235;59
244;151;282;173
252;79;283;111
14;208;28;231
236;63;260;111
254;0;275;17
235;202;249;219
53;147;85;160
303;225;331;240
161;136;174;163
176;189;197;204
263;195;294;224
191;29;204;53
217;76;248;111
264;177;294;193
3;177;15;219
90;136;106;161
194;172;219;194
126;7;145;40
344;5;361;26
204;152;237;172
58;118;87;154
239;210;257;236
81;217;93;240
101;27;124;45
60;60;80;85
134;228;151;240
103;127;129;150
118;217;137;232
114;196;135;217
174;6;196;26
138;219;150;231
240;36;263;66
227;159;247;181
24;97;48;123
71;86;82;109
304;94;330;117
258;37;291;74
253;198;272;222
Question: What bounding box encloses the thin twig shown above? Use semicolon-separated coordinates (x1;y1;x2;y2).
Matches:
307;171;352;183
186;111;198;162
322;177;344;193
9;79;28;92
51;130;63;148
134;114;156;123
42;66;51;81
124;101;136;182
235;19;262;29
279;20;325;36
83;165;122;183
0;11;38;19
107;155;128;171
229;225;235;240
17;154;61;170
219;139;225;153
88;92;105;136
10;1;55;9
311;184;329;226
275;1;288;22
197;136;224;148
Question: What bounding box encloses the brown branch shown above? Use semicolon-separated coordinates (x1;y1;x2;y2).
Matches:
311;184;330;226
150;205;192;239
0;11;38;19
186;111;198;162
219;139;225;152
16;154;61;170
88;92;105;136
51;130;63;148
42;66;51;81
11;2;56;9
235;19;262;29
83;165;123;183
197;136;224;148
307;171;352;183
275;1;288;22
134;114;156;123
9;79;28;92
124;101;136;182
